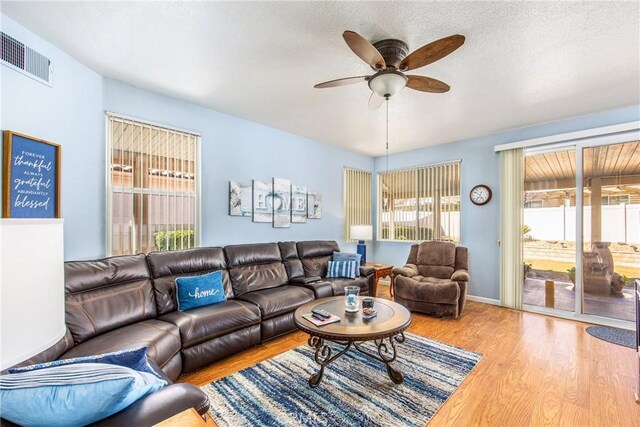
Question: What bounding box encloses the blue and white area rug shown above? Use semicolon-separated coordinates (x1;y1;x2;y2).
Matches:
586;325;636;349
201;333;482;426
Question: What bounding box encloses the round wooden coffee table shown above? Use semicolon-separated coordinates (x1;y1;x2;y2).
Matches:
293;296;412;388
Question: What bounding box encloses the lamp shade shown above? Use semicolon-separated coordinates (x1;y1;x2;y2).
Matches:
350;224;373;241
368;70;408;98
1;219;65;370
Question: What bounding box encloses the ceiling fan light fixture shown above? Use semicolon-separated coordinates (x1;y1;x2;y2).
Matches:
368;70;408;98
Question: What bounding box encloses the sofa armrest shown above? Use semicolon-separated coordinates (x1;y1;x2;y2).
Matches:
359;266;375;277
393;264;418;278
91;383;210;426
451;269;470;282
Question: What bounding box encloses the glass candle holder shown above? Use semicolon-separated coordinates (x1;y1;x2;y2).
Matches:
344;286;360;312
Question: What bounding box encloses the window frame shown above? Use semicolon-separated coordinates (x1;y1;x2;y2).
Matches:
105;113;202;256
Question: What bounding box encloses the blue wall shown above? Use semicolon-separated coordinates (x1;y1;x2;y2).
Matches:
104;79;373;251
1;15;105;260
2;14;638;302
372;104;640;300
1;15;371;259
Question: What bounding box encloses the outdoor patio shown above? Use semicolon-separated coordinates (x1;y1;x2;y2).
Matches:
523;276;635;321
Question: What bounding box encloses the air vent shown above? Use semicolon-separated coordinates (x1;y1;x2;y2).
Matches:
1;31;53;86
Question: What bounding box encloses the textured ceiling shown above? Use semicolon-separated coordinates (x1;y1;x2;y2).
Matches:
3;1;639;156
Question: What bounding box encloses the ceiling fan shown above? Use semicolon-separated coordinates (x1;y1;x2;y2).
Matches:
314;31;465;109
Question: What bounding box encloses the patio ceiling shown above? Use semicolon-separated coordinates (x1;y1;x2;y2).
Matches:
525;141;640;191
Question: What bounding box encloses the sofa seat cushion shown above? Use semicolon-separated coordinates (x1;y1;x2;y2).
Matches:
60;319;181;370
417;265;455;279
237;286;314;320
395;276;459;304
159;300;261;348
322;277;369;296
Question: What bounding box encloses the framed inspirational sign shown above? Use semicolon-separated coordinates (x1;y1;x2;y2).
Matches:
2;131;61;218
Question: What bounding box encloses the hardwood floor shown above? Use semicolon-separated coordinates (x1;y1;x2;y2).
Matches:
179;283;640;426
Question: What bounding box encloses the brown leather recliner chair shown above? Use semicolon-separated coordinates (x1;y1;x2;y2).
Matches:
392;241;469;319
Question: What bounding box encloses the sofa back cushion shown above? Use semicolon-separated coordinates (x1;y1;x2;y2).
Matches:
65;254;156;344
147;247;232;315
278;241;304;279
417;265;455;279
225;243;288;296
296;240;340;278
416;241;456;267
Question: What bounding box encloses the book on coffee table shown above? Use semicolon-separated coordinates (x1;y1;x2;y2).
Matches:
302;313;341;327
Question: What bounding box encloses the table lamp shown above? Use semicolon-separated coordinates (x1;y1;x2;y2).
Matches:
1;219;65;370
350;225;373;265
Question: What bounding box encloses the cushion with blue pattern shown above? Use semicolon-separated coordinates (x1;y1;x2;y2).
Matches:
0;362;166;426
332;252;361;276
9;346;163;380
327;260;359;279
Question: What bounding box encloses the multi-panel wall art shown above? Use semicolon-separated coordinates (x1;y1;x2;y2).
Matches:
228;179;321;227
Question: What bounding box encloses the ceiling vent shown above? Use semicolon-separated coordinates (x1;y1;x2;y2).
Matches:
1;31;53;87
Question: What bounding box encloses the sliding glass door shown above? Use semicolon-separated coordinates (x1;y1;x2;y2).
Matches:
581;141;640;321
523;147;577;313
521;137;639;326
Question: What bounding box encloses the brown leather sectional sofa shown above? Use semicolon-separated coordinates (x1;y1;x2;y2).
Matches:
4;240;373;426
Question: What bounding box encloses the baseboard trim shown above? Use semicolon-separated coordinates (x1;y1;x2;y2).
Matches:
466;295;500;306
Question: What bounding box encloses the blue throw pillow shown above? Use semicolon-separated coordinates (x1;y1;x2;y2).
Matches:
327;260;359;279
0;363;166;426
9;346;163;381
176;270;226;311
332;251;361;276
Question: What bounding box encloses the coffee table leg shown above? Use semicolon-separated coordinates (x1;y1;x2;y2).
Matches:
307;336;352;388
354;332;405;384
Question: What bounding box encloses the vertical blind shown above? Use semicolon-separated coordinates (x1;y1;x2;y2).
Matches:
499;148;524;309
378;161;461;242
107;115;199;255
343;168;372;241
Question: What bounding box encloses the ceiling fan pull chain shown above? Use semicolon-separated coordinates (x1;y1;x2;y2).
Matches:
386;97;389;171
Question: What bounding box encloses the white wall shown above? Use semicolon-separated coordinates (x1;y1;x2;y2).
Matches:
525;205;640;243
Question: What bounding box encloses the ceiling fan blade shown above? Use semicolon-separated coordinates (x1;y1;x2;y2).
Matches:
343;30;386;69
399;34;465;72
368;92;385;110
406;76;450;93
314;75;370;88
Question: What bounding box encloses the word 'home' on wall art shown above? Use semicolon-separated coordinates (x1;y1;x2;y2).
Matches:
228;179;321;228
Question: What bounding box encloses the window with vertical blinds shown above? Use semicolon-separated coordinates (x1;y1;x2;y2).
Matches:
343;168;372;241
106;115;200;255
378;161;461;242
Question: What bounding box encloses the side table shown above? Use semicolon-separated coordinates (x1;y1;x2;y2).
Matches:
365;262;394;297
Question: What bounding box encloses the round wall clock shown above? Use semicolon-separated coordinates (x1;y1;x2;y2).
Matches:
470;184;492;206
